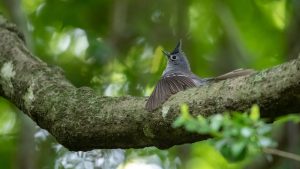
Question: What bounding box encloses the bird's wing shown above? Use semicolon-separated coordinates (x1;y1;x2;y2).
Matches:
212;68;256;81
145;73;196;111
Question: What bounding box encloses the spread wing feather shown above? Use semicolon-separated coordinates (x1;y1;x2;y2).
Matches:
145;74;196;111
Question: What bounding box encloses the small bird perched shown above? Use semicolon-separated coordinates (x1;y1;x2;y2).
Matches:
145;40;255;111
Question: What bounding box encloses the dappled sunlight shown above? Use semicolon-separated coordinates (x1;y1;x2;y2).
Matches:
151;10;163;23
119;148;181;169
34;127;125;169
73;29;89;57
255;0;287;30
54;149;124;169
49;31;71;55
49;28;89;61
118;156;163;169
22;0;44;14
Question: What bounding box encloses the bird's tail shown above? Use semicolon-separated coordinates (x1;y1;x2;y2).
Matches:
211;68;255;82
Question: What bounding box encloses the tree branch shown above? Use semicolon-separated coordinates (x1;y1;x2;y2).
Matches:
0;16;300;151
263;148;300;162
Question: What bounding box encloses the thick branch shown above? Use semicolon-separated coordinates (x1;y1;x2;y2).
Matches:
0;16;300;151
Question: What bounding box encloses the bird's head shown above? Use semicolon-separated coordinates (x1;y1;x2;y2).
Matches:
162;40;191;72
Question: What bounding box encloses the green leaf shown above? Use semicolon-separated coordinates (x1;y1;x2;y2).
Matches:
197;115;207;125
275;114;300;125
172;104;191;128
185;120;200;132
240;127;252;138
180;103;189;116
219;140;248;162
172;116;186;128
250;104;260;121
257;125;272;135
258;136;276;148
209;114;223;132
231;141;247;158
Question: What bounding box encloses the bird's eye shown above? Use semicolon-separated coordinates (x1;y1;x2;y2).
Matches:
170;55;177;60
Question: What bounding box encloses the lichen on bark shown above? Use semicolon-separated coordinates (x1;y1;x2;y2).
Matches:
0;61;16;96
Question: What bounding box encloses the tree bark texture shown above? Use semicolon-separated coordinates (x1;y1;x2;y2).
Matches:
0;16;300;151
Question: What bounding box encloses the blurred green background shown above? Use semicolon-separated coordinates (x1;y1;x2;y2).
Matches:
0;0;300;168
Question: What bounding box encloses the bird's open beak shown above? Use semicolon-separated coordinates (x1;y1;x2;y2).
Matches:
162;50;170;58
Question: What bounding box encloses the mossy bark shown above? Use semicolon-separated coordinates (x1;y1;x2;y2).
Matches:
0;16;300;151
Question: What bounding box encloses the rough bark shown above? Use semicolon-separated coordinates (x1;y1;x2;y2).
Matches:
0;16;300;151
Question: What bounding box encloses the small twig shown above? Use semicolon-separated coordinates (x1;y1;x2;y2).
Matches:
263;148;300;162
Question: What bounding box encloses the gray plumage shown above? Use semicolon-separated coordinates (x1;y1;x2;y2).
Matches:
145;40;255;111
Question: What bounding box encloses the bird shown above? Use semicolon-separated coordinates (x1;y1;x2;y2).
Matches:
145;40;255;111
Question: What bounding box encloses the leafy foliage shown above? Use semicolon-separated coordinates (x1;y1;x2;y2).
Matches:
173;104;276;162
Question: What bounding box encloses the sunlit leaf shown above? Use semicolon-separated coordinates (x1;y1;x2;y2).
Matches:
180;103;190;119
209;114;223;132
250;104;260;121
